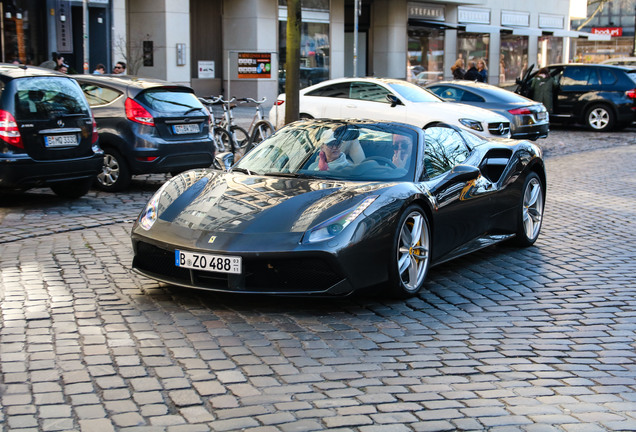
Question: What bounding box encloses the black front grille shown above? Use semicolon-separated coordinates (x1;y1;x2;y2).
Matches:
488;122;511;136
133;241;344;293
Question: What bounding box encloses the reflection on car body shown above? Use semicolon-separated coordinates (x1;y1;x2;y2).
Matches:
132;119;546;298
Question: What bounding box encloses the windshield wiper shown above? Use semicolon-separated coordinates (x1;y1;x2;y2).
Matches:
184;107;204;115
263;172;308;178
231;167;254;175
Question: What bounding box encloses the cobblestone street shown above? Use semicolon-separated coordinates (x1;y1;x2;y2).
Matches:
1;128;635;431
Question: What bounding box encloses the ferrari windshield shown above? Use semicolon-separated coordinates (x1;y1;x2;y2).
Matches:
234;120;419;181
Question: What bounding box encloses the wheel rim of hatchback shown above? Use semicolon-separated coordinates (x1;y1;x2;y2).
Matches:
98;154;120;186
523;178;543;240
588;108;609;130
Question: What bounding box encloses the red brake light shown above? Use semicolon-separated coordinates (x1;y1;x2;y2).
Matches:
626;89;636;99
508;107;533;115
125;98;155;126
91;115;99;144
0;110;23;148
275;99;285;106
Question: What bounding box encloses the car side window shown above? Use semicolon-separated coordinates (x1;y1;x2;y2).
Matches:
429;86;460;101
423;126;470;178
460;91;484;103
599;69;618;85
350;82;391;103
80;83;122;106
562;67;598;86
305;82;350;98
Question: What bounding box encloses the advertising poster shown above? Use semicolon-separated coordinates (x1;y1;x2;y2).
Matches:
238;53;271;79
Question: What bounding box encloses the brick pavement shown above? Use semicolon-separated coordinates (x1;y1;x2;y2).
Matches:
0;130;635;431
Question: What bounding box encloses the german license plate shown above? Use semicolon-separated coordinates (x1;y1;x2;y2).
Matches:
45;135;78;147
537;112;547;120
173;124;199;134
175;249;241;274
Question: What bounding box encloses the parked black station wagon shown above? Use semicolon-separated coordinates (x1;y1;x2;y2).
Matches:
74;75;215;191
516;63;636;132
0;65;102;198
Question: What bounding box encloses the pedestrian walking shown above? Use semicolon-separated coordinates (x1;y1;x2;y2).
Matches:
451;58;465;80
530;67;557;114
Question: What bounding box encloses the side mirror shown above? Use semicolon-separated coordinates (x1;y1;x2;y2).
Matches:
386;94;402;107
215;152;234;170
434;164;480;192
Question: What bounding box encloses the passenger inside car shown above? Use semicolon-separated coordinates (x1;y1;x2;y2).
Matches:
392;134;413;169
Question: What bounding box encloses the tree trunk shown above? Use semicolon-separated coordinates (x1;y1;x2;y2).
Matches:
285;0;301;125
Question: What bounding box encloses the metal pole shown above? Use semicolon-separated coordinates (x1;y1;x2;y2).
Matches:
0;3;5;63
353;0;359;77
83;0;89;73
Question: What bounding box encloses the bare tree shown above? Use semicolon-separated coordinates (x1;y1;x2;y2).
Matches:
576;0;613;30
114;35;152;75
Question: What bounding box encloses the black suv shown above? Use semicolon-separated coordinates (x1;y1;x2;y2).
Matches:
74;75;215;191
0;65;102;198
516;63;636;131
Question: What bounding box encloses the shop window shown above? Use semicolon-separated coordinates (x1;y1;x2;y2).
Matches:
500;34;528;85
408;27;444;82
1;1;47;65
457;31;490;72
538;36;563;67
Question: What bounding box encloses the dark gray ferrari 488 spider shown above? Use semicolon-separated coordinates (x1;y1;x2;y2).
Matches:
131;119;545;297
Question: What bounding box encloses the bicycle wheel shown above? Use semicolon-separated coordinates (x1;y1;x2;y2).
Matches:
213;127;233;153
231;125;249;150
249;120;275;149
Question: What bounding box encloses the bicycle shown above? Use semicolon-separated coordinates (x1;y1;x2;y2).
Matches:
198;96;238;169
236;97;275;152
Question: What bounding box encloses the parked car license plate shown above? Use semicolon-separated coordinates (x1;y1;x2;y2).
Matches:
173;124;200;134
537;112;547;120
45;135;78;147
175;249;241;274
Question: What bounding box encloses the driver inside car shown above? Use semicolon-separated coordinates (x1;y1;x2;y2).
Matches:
392;134;412;169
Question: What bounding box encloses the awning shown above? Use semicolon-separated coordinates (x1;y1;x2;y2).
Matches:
464;24;512;33
552;29;611;41
408;19;460;29
511;27;543;37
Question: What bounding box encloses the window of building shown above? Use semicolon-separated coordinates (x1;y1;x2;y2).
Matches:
457;31;490;72
407;27;444;82
538;36;563;67
500;34;528;85
278;0;330;93
1;0;47;65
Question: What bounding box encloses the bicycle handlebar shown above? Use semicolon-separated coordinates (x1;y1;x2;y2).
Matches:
237;97;267;105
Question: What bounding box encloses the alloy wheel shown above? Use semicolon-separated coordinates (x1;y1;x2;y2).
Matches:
98;153;120;187
396;211;430;292
522;177;543;241
588;107;610;130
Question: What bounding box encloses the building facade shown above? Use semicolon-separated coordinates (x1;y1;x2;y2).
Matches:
1;0;613;103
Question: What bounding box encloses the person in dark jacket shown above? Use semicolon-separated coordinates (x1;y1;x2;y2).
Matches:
477;59;488;83
463;61;483;82
450;58;465;80
530;67;557;113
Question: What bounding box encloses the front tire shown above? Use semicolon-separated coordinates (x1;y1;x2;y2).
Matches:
512;172;544;247
388;205;431;298
245;120;275;152
585;104;614;132
95;148;131;192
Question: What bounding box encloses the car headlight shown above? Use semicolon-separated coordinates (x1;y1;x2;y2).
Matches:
138;181;170;230
305;196;377;243
459;118;484;132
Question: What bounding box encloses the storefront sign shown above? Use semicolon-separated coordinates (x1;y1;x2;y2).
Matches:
238;53;271;79
408;2;445;21
592;27;623;37
198;61;215;79
539;14;564;29
501;11;529;27
55;0;73;54
458;7;490;24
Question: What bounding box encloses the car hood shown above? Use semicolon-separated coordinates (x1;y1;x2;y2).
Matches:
148;170;392;235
